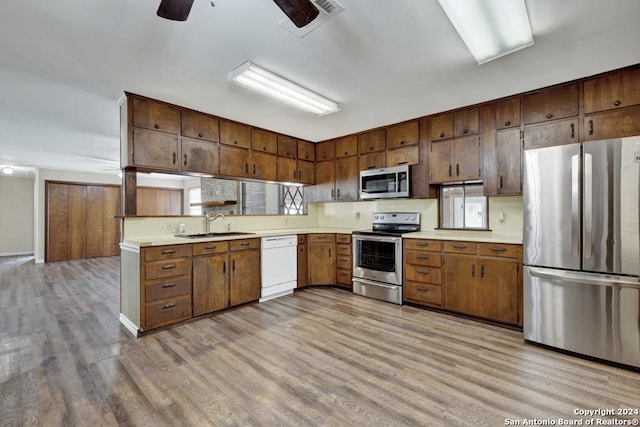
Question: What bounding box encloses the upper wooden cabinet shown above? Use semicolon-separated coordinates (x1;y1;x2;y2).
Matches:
298;140;315;161
494;129;522;195
251;128;277;154
316;140;335;162
130;128;180;171
278;135;297;158
357;129;386;153
523;83;578;125
523;118;578;150
584;105;640;141
386;145;419;167
181;110;219;142
387;121;418;149
430;108;478;141
220;120;251;148
335;136;358;158
429;135;480;183
132;97;180;134
584;68;640;114
181;137;219;175
496;98;521;129
359;151;386;171
430;113;454;141
250;151;277;181
219;144;249;178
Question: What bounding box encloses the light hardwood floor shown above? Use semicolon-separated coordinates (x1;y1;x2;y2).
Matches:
1;256;638;426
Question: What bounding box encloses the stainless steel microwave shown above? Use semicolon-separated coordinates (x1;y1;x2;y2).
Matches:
359;165;410;199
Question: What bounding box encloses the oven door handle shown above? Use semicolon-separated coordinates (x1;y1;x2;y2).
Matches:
353;235;402;244
353;278;401;289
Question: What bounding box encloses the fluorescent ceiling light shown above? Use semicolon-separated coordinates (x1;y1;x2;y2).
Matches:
3;167;13;175
437;0;534;65
227;61;340;116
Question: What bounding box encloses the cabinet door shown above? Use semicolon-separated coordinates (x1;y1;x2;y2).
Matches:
316;140;335;162
453;135;480;181
132;128;179;170
132;97;180;134
297;160;315;185
430;113;454;141
230;249;261;306
251;151;277;181
252;128;278;154
47;183;69;262
313;160;335;202
181;110;219;142
584;68;640;114
386;121;418;149
278;136;298;158
298;140;315;161
193;254;229;316
219;144;249;177
429;140;452;183
335;156;358;201
297;237;308;288
308;242;335;285
86;186;104;258
181;137;218;174
335;136;358;158
102;186;121;257
359;151;386;171
220;120;251;148
523;84;579;125
477;257;518;324
584;105;640;141
386;145;419;167
523;118;578;150
495;129;522;195
496;97;521;129
357;129;385;153
277;157;297;183
454;107;479;136
444;254;477;315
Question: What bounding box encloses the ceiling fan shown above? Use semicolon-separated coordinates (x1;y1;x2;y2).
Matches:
156;0;319;28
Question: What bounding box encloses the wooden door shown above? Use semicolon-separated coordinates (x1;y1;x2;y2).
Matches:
453;135;480;181
312;160;335;202
444;254;477;315
308;242;335;285
102;186;121;256
181;137;218;174
47;183;69;262
429;140;452;183
137;188;183;216
230;249;261;306
495;129;522;195
477;257;518;324
297;236;308;288
335;156;358;201
219;145;249;177
193;254;229;316
86;186;104;258
68;185;87;260
251;151;277;181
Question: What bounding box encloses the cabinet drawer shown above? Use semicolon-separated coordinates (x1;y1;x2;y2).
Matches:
336;255;351;270
336;269;352;286
477;243;521;259
405;265;442;284
144;245;192;261
336;244;351;256
443;241;477;254
404;281;442;307
145;276;191;302
309;233;335;243
145;259;192;280
193;241;229;255
404;250;442;267
229;238;260;251
144;294;191;329
336;234;351;244
403;239;442;252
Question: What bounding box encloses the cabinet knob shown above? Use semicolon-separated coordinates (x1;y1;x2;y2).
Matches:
400;140;405;145
154;124;160;129
439;133;445;138
369;146;373;151
546;113;553;119
613;100;621;107
463;129;468;134
234;140;238;145
504;120;511;126
263;146;267;151
344;151;348;155
198;132;204;138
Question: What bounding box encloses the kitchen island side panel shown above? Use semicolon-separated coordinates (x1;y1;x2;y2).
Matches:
120;244;141;332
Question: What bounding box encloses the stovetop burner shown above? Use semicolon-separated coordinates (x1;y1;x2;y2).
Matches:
353;212;421;237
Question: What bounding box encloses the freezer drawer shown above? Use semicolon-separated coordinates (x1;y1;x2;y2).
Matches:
524;266;640;368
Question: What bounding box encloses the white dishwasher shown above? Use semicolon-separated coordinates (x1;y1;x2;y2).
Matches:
260;235;297;302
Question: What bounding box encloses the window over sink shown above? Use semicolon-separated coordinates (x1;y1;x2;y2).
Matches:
439;184;489;230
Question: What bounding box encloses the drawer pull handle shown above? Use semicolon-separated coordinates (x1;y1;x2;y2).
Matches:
162;303;176;309
417;255;429;260
162;264;176;270
317;236;326;240
471;264;476;277
480;264;485;278
205;245;217;250
416;242;429;247
417;287;429;292
588;120;594;135
161;282;176;288
570;123;575;139
240;242;251;246
452;244;467;249
161;249;175;254
417;269;429;274
489;247;506;252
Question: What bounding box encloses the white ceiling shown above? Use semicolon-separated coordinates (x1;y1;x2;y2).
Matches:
1;0;640;175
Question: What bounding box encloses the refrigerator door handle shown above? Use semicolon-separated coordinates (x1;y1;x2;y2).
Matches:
528;267;640;289
583;153;593;259
571;154;580;259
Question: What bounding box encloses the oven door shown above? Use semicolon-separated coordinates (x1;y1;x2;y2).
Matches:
352;234;402;285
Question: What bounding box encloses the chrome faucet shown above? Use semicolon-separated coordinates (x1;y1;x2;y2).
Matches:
205;213;225;233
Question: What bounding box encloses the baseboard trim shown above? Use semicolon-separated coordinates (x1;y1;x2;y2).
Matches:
119;313;139;337
0;251;34;257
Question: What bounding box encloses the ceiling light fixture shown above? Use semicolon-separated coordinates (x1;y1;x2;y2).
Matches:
3;166;14;175
227;61;341;116
437;0;534;65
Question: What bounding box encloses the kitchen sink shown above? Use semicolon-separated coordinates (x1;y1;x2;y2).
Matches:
175;231;255;239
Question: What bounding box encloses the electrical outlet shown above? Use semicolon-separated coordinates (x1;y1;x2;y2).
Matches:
498;212;506;224
355;211;361;221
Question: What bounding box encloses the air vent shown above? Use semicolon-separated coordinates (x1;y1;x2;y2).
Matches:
278;0;345;38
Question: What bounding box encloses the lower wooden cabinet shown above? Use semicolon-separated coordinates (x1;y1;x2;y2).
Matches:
297;235;309;288
308;234;335;285
335;234;352;288
229;240;261;306
403;239;443;307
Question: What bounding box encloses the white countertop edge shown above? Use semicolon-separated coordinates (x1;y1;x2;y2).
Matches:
404;231;522;244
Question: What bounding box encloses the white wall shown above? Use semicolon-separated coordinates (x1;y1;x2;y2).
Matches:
0;175;35;256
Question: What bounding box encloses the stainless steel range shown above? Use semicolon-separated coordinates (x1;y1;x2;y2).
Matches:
352;212;420;304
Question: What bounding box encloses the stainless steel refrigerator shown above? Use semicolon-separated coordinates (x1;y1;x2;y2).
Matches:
523;136;640;369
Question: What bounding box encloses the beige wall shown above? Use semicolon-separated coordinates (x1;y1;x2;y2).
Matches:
0;175;35;256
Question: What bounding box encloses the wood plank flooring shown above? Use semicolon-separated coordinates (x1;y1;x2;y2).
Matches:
1;255;638;426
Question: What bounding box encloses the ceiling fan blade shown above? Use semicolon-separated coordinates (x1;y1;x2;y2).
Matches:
157;0;195;21
272;0;319;28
